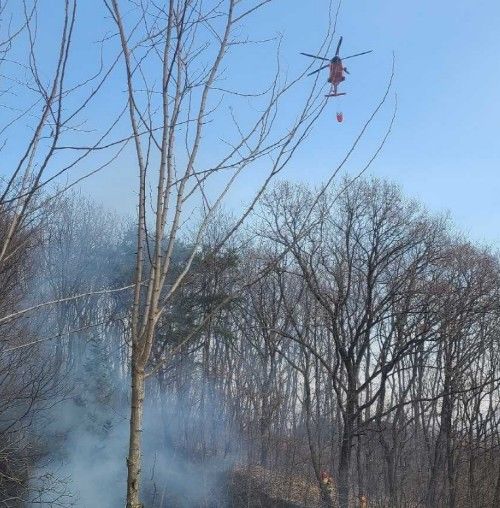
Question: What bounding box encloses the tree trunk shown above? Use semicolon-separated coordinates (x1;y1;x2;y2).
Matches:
338;431;352;508
468;449;476;507
260;358;274;466
492;458;500;508
126;361;145;508
384;446;397;507
447;423;456;508
426;380;453;508
338;391;356;508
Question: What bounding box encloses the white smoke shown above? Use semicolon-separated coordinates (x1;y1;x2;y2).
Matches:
31;361;240;507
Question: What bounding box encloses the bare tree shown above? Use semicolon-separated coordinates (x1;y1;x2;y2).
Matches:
104;0;339;505
261;179;447;507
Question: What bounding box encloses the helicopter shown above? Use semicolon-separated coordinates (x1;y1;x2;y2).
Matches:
301;36;372;98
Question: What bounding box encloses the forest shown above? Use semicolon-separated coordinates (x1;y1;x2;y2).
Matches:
1;1;500;507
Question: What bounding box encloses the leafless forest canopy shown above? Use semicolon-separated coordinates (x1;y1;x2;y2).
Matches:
1;1;500;507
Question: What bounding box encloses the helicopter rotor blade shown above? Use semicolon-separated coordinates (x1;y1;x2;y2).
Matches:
335;36;343;57
300;52;330;62
307;64;330;76
342;50;373;60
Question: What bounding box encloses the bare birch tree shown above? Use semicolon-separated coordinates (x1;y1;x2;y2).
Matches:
104;1;340;505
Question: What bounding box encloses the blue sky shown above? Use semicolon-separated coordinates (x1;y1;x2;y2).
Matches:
12;0;500;246
265;0;500;246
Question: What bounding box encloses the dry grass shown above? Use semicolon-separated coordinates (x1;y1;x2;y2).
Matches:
230;464;322;507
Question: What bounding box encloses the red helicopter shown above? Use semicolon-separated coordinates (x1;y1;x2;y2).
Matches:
301;37;372;120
